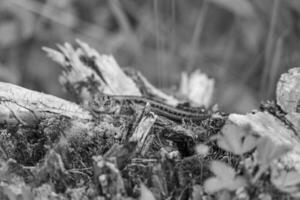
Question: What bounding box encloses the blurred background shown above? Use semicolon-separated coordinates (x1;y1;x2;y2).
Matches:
0;0;299;113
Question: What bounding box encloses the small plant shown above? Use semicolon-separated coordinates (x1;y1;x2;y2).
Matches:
204;112;299;198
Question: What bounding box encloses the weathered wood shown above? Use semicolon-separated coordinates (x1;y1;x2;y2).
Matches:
43;40;142;102
129;106;157;153
44;40;210;109
0;82;91;125
277;67;300;113
179;70;214;107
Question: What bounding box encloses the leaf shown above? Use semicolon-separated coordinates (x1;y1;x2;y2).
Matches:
210;160;235;179
204;161;248;193
205;177;225;193
256;136;292;165
1;183;33;200
271;170;300;198
140;183;156;200
218;122;257;155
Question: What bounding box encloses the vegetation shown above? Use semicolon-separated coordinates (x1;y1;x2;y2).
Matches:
0;0;300;199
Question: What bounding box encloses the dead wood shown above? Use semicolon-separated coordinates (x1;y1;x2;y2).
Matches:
0;40;299;199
